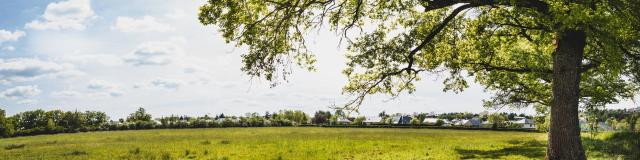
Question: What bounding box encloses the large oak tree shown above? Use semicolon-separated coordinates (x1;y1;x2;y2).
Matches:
199;0;640;159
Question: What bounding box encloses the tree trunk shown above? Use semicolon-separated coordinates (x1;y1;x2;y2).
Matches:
546;29;587;160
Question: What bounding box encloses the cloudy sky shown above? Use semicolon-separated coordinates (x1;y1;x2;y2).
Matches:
0;0;636;119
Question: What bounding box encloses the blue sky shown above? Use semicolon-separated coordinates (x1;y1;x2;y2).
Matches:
0;0;636;119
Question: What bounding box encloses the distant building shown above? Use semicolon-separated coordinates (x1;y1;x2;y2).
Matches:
460;118;482;127
364;117;382;125
336;117;352;124
441;119;451;126
391;115;412;124
510;117;536;129
451;119;464;126
422;118;441;125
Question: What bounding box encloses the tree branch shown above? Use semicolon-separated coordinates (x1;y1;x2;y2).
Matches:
407;3;480;72
343;3;479;111
420;0;548;13
471;62;553;74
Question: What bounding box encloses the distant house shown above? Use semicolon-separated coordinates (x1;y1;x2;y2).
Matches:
441;119;451;126
461;118;482;127
336;117;352;124
216;117;240;124
108;120;123;126
451;119;464;126
391;115;412;124
510;117;536;129
422;118;441;125
364;117;382;125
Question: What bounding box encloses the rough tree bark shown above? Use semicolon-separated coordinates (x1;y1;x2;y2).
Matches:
546;29;587;160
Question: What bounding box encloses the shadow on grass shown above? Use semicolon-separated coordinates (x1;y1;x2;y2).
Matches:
455;140;546;159
583;132;640;159
4;144;26;150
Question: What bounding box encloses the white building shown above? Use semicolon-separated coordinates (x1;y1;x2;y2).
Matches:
364;117;382;125
336;117;352;124
511;117;536;129
451;119;463;126
422;118;441;125
460;118;482;127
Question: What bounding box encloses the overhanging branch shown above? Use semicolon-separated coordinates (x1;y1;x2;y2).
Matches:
343;3;479;111
420;0;548;13
471;62;553;74
407;3;480;72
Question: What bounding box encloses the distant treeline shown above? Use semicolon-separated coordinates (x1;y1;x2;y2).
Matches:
587;108;640;132
0;108;310;138
1;107;638;138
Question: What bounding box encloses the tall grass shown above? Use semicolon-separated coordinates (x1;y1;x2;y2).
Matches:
0;127;633;159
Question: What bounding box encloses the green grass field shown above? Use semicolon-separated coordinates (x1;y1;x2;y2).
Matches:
0;127;635;160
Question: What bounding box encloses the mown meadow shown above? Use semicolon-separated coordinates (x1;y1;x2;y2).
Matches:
0;127;637;160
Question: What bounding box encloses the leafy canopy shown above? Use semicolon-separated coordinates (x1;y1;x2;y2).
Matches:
127;107;152;122
199;0;640;110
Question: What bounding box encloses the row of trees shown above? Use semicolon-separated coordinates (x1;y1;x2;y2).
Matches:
309;109;537;128
603;109;640;132
0;108;108;137
3;107;637;138
0;108;311;138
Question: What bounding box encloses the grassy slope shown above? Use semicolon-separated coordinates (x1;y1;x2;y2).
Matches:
0;127;628;160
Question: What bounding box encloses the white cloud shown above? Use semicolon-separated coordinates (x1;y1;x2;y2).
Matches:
0;30;26;44
87;91;122;98
51;90;81;98
150;79;181;89
2;46;15;52
165;10;186;19
17;99;39;105
87;80;123;97
112;16;173;32
25;0;95;30
183;67;197;74
221;83;236;89
263;92;277;97
124;38;186;66
61;54;123;66
108;90;123;97
231;98;245;104
0;58;80;83
1;85;41;100
87;80;116;90
134;79;183;90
